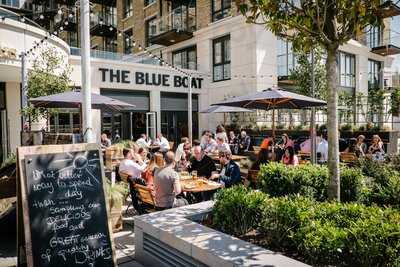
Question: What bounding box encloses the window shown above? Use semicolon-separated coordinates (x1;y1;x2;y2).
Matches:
213;35;231;82
338;52;355;88
368;59;381;90
145;17;157;47
104;37;117;53
365;25;381;48
172;46;197;70
1;0;19;7
144;0;156;7
124;29;133;54
67;32;78;47
123;0;133;18
277;38;297;79
212;0;231;21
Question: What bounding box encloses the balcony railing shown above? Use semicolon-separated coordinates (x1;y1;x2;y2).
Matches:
70;47;160;65
377;0;400;18
149;5;196;46
90;13;117;37
361;27;400;56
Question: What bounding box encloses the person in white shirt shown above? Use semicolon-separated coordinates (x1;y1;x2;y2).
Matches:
213;136;231;153
175;137;189;162
202;133;217;153
154;133;170;152
136;133;151;148
317;136;328;162
119;148;147;179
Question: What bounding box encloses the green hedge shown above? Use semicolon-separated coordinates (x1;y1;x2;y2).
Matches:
212;186;400;266
257;162;399;207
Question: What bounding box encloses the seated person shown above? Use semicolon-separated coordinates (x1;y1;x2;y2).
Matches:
368;134;385;161
119;148;147;213
136;133;151;148
210;150;241;188
141;156;159;191
213;136;231;153
200;130;211;149
175;137;189;162
282;146;299;166
228;131;239;154
202;133;217;153
354;135;367;157
250;148;270;170
154;133;170;153
176;143;192;172
239;131;251;153
154;151;188;209
137;147;149;164
317;135;328;162
188;145;216;178
100;133;111;149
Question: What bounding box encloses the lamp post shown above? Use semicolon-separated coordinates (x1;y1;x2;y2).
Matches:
311;48;317;164
80;0;94;143
188;75;193;143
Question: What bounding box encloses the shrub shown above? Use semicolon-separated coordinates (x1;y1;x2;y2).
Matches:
213;187;400;266
212;186;267;236
258;163;369;203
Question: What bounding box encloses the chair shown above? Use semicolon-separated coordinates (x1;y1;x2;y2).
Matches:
119;171;130;183
134;184;156;212
247;170;259;188
340;152;358;165
253;146;260;155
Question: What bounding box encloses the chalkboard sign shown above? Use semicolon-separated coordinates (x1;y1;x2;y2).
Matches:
17;144;116;267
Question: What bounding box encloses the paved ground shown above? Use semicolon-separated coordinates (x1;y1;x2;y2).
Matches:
0;203;144;267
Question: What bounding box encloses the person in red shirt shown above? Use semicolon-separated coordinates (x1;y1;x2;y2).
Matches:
282;146;299;166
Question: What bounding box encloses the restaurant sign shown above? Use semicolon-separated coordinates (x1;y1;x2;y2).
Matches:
99;68;204;89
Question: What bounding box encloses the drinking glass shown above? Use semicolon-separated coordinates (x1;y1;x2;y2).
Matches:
192;170;198;180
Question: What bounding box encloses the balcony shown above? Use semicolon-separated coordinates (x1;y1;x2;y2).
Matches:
89;0;116;7
90;13;117;37
365;27;400;56
376;0;400;18
149;6;196;46
55;11;77;32
31;3;58;22
54;0;77;6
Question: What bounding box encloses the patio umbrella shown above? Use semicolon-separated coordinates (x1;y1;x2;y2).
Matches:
200;105;254;125
29;91;135;111
212;87;326;138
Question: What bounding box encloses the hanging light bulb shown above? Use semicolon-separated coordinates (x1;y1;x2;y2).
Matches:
109;26;113;31
99;20;103;25
58;9;62;15
20;17;25;22
64;21;69;25
118;32;122;37
132;41;136;47
39;14;44;19
60;26;64;31
68;13;73;18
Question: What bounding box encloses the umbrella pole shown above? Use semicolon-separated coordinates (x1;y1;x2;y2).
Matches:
272;108;276;140
223;113;226;126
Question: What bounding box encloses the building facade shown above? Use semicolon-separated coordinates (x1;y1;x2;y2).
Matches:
1;0;400;163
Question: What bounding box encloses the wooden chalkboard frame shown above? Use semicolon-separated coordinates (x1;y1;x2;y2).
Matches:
17;143;117;267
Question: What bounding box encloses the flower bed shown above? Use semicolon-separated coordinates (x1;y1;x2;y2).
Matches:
212;186;400;266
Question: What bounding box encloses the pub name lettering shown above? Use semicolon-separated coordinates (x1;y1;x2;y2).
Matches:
99;68;203;89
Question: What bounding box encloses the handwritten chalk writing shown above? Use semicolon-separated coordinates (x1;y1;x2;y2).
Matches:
65;188;83;200
69;221;85;231
49;204;85;215
41;249;52;263
68;177;93;189
33;182;54;193
74;245;112;264
46;212;91;225
32;170;55;180
32;199;55;208
80;233;106;243
58;170;83;180
50;235;80;248
88;203;100;209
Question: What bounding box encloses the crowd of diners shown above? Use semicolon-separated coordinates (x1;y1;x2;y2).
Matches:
100;125;386;213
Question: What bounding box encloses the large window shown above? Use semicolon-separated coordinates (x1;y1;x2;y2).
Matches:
172;46;197;70
212;0;231;22
368;59;382;90
277;38;297;78
213;35;231;82
145;17;157;47
123;0;133;18
124;29;133;54
365;25;381;48
338;52;355;88
104;37;117;52
144;0;156;7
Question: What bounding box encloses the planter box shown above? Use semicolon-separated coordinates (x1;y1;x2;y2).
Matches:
134;202;310;267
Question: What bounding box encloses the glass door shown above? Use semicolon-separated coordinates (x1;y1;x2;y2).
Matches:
146;112;157;140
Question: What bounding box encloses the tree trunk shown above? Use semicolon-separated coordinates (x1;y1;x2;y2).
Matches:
326;48;340;201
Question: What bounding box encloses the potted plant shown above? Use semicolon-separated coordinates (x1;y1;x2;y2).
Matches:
105;181;129;232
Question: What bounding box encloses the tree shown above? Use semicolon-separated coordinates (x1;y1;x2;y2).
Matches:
235;0;383;200
289;47;327;100
23;46;72;122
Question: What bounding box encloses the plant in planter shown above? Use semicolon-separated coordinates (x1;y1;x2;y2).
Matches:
105;181;129;232
340;123;353;132
391;87;400;116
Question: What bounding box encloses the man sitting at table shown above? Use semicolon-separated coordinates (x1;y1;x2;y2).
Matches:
154;151;188;209
119;148;148;213
136;134;151;148
188;145;216;178
213;136;231;154
154;133;170;153
202;133;217;153
210;150;241;188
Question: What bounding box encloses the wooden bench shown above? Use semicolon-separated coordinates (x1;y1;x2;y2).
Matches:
134;184;156;212
340;152;358;165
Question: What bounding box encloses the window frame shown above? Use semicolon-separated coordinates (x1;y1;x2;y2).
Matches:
212;35;231;82
212;0;231;22
368;59;382;90
145;16;157;47
144;0;156;7
172;46;197;70
338;51;356;88
123;28;133;54
123;0;133;18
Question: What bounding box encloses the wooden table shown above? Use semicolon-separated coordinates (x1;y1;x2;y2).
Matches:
148;145;160;153
180;178;223;193
209;154;248;162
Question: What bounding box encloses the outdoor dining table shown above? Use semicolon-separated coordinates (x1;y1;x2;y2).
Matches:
180;178;223;193
208;153;248;162
148;145;160;154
